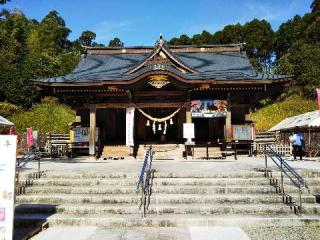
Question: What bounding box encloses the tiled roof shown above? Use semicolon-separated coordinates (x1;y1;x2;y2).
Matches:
38;44;290;84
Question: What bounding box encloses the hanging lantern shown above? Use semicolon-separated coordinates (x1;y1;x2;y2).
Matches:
146;120;150;126
158;123;162;131
170;118;173;125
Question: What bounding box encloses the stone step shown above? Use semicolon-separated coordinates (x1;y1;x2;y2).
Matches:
29;178;273;187
24;185;277;195
14;214;320;228
15;203;320;216
28;177;320;188
16;194;316;205
40;171;267;179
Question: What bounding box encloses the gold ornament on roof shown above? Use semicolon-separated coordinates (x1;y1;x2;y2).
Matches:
148;75;170;89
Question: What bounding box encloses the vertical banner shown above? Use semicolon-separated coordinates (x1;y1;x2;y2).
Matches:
0;135;17;240
126;108;135;146
317;89;320;112
27;128;33;148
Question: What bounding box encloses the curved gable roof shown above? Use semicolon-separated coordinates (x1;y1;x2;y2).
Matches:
37;37;290;85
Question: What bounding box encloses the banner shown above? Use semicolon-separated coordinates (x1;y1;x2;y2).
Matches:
27;128;33;148
0;135;17;240
317;89;320;112
126;108;135;146
191;99;227;118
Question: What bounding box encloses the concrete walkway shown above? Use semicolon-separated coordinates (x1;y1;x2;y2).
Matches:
18;155;320;176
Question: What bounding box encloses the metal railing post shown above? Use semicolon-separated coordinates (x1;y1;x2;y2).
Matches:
280;157;285;202
298;185;302;215
38;155;40;175
264;145;268;177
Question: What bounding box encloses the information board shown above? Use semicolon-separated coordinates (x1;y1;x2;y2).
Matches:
183;123;195;139
0;135;17;240
232;125;254;141
70;127;98;143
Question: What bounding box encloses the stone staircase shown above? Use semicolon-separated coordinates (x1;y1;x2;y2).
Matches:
14;170;320;239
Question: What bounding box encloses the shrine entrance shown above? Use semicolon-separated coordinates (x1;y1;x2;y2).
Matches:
135;107;185;144
193;117;226;143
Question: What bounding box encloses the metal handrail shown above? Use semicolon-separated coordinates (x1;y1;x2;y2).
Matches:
264;145;309;214
15;147;44;200
136;146;155;217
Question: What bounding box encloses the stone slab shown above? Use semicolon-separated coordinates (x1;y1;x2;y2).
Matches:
188;227;250;240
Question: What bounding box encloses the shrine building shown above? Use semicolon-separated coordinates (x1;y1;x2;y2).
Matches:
36;35;290;157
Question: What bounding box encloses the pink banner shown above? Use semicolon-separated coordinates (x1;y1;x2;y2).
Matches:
317;89;320;112
27;128;33;148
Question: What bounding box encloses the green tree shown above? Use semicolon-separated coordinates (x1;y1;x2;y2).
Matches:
311;0;320;12
277;43;320;97
274;15;305;59
28;10;71;56
0;9;38;107
108;37;124;47
242;19;275;72
169;34;191;45
78;30;96;46
72;30;100;52
191;30;214;45
212;24;243;44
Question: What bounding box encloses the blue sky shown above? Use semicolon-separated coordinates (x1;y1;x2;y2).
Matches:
1;0;313;46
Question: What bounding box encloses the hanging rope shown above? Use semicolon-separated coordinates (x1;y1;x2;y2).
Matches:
137;108;181;123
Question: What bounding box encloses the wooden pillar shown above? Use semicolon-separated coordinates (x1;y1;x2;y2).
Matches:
89;104;96;156
186;106;192;124
185;104;193;143
226;93;232;142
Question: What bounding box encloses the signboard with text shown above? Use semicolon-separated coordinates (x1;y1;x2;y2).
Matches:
0;135;17;240
126;108;135;146
191;99;227;118
70;127;98;143
232;125;255;141
183;123;195;139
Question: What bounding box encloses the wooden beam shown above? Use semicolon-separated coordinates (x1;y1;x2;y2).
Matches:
134;90;185;97
95;102;188;109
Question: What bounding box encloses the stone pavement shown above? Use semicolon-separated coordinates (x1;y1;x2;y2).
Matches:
31;227;250;240
18;155;320;177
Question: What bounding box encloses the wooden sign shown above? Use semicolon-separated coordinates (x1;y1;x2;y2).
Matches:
183;123;195;139
126;108;135;146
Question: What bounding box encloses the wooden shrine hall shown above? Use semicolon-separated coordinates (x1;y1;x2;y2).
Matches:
37;35;290;158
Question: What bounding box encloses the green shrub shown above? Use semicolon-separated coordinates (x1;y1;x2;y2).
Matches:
0;102;22;117
250;95;318;132
9;102;75;133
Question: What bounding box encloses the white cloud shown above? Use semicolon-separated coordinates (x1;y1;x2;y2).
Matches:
93;20;135;42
